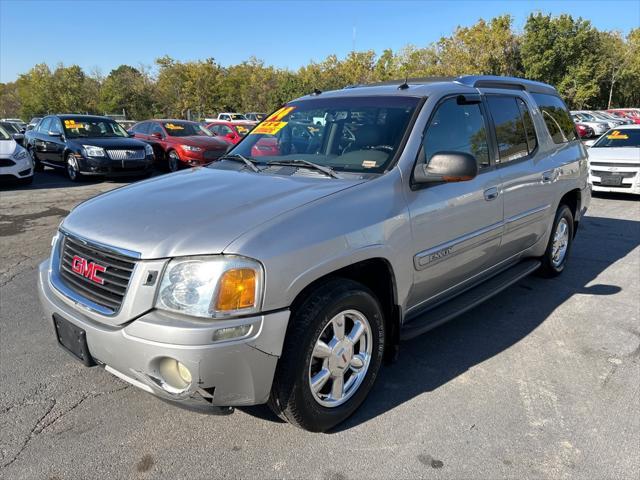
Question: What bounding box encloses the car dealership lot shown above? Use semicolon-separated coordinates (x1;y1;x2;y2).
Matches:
1;171;639;479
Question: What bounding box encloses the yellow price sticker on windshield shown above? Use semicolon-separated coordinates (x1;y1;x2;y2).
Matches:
265;106;295;122
251;121;287;135
236;126;249;134
165;123;184;130
607;130;629;140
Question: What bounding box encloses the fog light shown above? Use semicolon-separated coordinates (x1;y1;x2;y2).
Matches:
212;324;252;342
158;357;192;391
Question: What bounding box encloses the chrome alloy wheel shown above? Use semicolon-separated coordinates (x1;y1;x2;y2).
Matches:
552;218;569;267
308;309;373;408
67;155;79;180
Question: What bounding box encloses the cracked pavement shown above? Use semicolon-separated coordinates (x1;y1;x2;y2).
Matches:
1;170;639;479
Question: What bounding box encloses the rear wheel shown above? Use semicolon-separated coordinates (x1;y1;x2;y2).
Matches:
268;278;385;432
537;204;574;277
29;147;44;172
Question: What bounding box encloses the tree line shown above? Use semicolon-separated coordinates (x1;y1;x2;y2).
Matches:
1;13;638;121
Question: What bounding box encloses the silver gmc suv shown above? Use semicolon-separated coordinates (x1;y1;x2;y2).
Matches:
38;76;591;432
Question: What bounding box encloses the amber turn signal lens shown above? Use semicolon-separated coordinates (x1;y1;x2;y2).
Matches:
215;268;256;311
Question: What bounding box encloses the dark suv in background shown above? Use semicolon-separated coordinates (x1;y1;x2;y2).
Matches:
24;115;154;181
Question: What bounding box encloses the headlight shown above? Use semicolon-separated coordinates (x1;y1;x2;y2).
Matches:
155;256;263;318
12;148;29;161
181;145;202;152
82;145;106;157
144;144;153;155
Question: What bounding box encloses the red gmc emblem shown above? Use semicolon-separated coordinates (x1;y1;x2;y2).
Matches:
71;255;106;285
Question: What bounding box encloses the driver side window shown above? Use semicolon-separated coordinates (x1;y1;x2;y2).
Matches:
421;97;490;169
49;118;63;134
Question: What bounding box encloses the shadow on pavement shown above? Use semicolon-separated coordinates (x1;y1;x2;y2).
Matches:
242;214;639;431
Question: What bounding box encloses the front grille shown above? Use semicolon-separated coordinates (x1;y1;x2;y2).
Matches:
0;158;16;167
590;162;640;168
59;235;136;312
106;149;145;161
591;170;637;179
593;181;632;188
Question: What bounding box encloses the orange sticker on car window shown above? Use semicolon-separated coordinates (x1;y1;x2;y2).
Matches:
265;106;296;122
362;160;377;168
236;126;249;134
251;121;287;135
165;123;184;130
607;130;629;139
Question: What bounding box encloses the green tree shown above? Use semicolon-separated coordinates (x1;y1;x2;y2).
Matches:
99;65;154;119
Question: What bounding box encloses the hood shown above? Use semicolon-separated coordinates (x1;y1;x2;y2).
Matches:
170;136;228;149
0;138;18;156
67;137;148;149
588;147;640;163
62;167;363;259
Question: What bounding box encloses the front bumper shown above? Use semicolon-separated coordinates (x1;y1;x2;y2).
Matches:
590;166;640;195
78;155;154;176
0;154;34;179
38;260;290;410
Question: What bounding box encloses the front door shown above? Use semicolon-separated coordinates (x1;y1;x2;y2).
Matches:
405;95;503;314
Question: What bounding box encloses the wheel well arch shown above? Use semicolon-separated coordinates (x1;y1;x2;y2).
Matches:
290;257;401;362
558;188;581;236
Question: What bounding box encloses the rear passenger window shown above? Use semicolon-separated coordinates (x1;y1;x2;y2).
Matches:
531;93;577;144
421;97;490;169
517;99;538;153
486;96;529;163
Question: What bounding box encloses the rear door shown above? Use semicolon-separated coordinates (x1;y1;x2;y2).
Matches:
484;94;550;260
33;117;52;161
405;95;504;312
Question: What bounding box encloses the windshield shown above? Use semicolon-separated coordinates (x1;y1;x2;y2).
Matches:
0;125;10;140
229;114;247;120
592;129;640;148
63;118;128;138
250;113;266;121
0;122;19;133
579;113;596;121
163;121;212;137
225;96;420;174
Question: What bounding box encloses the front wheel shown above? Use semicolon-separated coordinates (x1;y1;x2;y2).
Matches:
66;153;82;182
268;278;385;432
537;204;574;277
29;147;44;172
168;151;180;172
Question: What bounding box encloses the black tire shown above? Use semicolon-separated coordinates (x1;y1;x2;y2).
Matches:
268;278;385;432
66;153;83;182
167;150;180;172
29;147;44;172
537;204;574;278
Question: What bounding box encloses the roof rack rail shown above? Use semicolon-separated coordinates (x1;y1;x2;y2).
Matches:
345;77;454;89
455;75;557;95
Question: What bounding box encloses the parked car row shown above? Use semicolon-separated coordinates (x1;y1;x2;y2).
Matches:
571;109;640;139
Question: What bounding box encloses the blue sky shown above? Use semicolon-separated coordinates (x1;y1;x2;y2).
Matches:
1;0;638;82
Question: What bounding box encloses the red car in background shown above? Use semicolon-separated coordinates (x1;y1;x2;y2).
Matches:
129;119;228;171
607;109;640;124
206;121;254;145
575;123;594;138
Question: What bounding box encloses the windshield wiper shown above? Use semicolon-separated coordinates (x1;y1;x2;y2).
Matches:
267;159;339;178
219;154;261;173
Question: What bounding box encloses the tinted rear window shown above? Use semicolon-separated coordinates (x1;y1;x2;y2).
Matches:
486;96;530;162
532;93;577;144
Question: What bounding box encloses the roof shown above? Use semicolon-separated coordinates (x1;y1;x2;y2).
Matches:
292;75;558;102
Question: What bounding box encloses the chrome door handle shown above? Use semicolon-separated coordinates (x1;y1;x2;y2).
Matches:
484;187;499;201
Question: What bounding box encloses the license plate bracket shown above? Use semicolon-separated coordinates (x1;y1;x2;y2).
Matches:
600;174;623;186
53;314;95;366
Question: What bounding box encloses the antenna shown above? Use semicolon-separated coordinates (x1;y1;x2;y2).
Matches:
398;77;410;90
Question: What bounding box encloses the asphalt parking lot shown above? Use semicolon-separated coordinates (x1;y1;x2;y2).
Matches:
1;168;639;479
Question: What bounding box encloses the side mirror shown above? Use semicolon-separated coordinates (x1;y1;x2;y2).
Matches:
127;131;135;137
48;131;61;137
413;151;478;184
151;132;163;140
